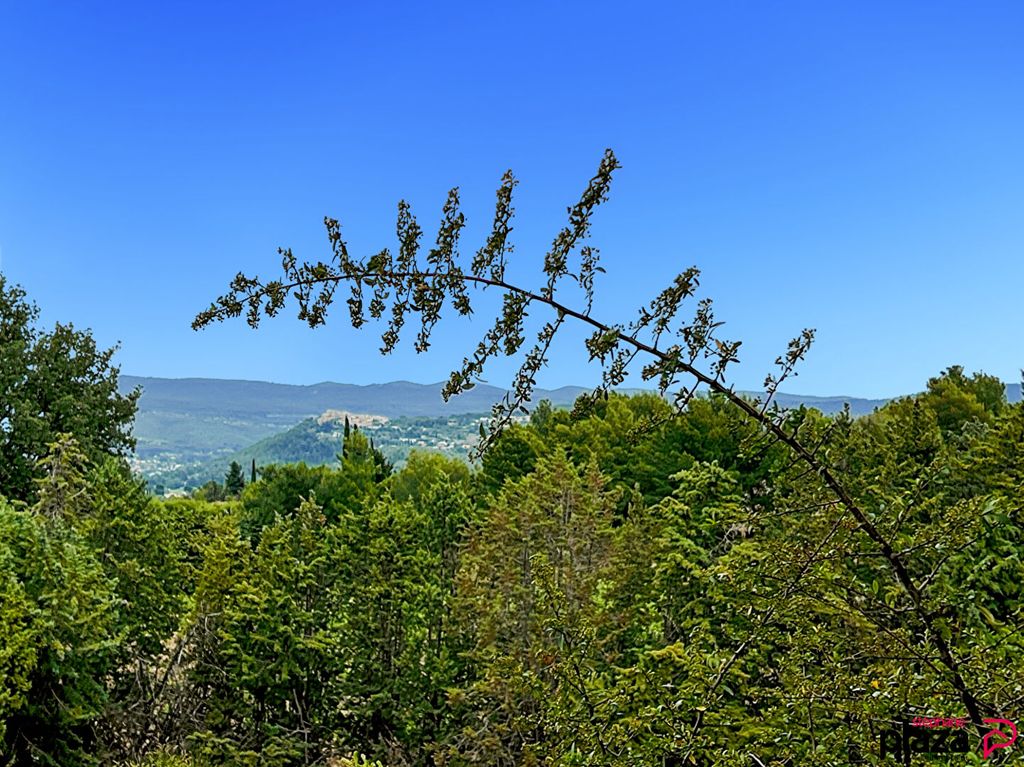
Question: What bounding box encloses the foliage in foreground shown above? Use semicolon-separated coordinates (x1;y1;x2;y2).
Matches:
1;368;1021;766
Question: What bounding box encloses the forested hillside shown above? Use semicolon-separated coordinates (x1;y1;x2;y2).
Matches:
123;376;589;480
137;412;494;493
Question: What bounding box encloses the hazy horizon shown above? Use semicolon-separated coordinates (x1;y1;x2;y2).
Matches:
119;371;1023;403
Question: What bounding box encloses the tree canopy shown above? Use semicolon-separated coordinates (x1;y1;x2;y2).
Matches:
0;276;138;503
1;367;1021;766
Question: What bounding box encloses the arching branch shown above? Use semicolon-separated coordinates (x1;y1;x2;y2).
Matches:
193;148;987;725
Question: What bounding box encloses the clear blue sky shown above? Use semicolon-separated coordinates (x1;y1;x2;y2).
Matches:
2;2;1021;398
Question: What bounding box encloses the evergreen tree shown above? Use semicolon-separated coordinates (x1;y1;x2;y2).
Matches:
445;454;618;765
367;437;393;483
224;460;245;497
0;438;119;766
340;426;393;483
190;498;346;765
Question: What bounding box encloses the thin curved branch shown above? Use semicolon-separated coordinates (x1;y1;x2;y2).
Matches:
193;152;987;725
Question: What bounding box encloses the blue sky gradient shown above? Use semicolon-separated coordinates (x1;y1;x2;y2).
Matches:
1;2;1022;397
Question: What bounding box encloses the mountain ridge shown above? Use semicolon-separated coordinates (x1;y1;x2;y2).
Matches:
121;374;1022;422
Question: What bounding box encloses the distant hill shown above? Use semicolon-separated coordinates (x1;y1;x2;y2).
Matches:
736;391;889;417
120;375;1021;492
120;376;589;488
120;375;586;460
165;411;490;490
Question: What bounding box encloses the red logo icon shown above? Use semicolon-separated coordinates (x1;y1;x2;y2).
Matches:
982;718;1018;760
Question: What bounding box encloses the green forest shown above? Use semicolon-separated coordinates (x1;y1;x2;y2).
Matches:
1;273;1022;766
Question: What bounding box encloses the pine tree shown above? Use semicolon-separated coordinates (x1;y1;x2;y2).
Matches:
224;461;245;497
0;440;119;765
